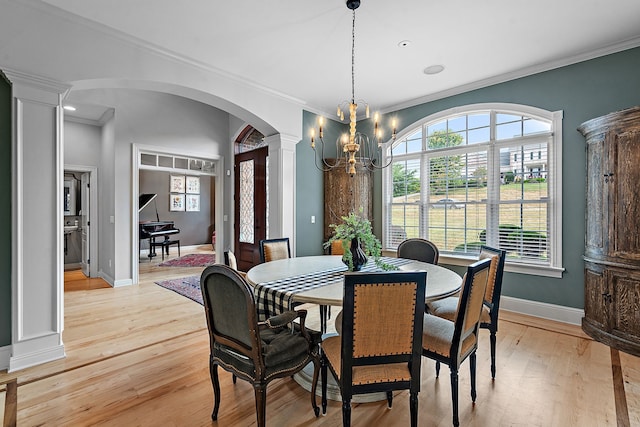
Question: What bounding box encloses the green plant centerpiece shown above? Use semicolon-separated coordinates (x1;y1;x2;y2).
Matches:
324;210;396;272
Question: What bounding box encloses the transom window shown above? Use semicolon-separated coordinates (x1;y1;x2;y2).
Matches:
382;103;563;277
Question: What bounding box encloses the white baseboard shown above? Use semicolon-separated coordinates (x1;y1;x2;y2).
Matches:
9;344;65;373
98;270;114;286
500;295;584;326
98;270;132;287
0;345;10;371
113;278;133;287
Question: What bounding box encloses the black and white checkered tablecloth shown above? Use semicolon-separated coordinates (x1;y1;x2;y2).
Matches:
254;257;414;321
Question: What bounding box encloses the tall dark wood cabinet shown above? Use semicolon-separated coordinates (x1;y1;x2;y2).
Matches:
578;106;640;357
323;159;373;243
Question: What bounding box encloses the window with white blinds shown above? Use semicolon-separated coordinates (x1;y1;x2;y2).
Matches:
382;104;563;276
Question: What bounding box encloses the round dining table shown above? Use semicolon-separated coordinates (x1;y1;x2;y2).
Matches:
246;255;463;403
246;255;462;306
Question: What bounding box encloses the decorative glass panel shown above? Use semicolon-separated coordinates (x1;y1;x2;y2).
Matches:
158;156;173;168
239;159;255;244
140;153;156;166
174;157;189;169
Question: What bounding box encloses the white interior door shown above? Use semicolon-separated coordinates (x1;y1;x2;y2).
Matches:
80;172;90;276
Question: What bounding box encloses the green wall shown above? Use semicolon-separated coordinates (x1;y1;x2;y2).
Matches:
0;75;11;346
297;46;640;309
297;111;345;256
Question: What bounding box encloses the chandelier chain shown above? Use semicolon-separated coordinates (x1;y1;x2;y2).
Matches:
351;9;356;104
308;0;396;176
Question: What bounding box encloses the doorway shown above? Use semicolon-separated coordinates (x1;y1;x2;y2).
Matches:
63;165;98;277
234;145;268;271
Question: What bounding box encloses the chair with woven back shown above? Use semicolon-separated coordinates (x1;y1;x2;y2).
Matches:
199;264;320;427
259;237;291;263
329;239;345;255
318;270;427;427
421;257;492;427
427;245;506;378
223;250;246;278
397;238;440;265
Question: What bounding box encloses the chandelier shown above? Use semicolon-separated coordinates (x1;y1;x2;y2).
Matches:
310;0;397;176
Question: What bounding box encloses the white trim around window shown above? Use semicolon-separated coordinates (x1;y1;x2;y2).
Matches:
382;103;564;278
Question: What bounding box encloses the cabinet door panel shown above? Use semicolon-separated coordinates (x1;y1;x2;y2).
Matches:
611;131;640;260
609;267;640;342
584;263;609;330
585;136;606;256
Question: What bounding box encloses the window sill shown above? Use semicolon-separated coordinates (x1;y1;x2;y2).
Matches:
438;254;565;278
384;250;564;278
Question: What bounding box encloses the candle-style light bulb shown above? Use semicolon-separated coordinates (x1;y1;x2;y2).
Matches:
365;104;370;118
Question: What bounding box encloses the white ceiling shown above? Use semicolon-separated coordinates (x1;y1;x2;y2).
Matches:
47;0;640;121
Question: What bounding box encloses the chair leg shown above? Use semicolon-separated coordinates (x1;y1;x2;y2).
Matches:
210;360;221;421
342;397;352;427
435;360;441;377
410;391;419;427
490;329;497;379
254;383;267;427
386;391;393;408
310;357;320;417
470;352;477;402
319;305;327;333
450;367;460;427
321;355;328;415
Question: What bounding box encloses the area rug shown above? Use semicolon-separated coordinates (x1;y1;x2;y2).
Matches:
158;253;215;267
154;275;203;305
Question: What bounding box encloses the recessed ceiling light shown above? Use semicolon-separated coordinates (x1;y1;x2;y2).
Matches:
63;105;76;111
423;65;445;75
397;40;411;48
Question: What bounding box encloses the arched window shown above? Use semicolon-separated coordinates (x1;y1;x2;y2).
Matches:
382;103;563;277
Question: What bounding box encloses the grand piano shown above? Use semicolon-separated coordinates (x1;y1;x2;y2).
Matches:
139;193;180;260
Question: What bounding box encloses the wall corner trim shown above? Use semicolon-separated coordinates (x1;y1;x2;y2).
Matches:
8;342;65;373
0;345;10;371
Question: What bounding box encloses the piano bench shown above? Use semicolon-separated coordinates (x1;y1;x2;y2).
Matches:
152;239;180;261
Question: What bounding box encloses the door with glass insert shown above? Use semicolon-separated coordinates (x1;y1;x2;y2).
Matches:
234;146;268;271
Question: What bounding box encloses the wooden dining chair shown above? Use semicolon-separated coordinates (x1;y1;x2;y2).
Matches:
318;270;427;427
329;239;345;255
259;237;291;263
200;264;320;427
427;245;506;378
223;250;246;278
397;238;439;265
421;258;491;427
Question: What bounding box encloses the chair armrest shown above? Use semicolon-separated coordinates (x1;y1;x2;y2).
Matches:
262;310;306;329
259;310;314;345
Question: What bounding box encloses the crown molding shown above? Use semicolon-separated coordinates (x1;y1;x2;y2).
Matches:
0;66;71;94
17;0;307;107
384;36;640;114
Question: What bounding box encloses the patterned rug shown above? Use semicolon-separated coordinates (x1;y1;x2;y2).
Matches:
158;253;215;267
154;275;203;305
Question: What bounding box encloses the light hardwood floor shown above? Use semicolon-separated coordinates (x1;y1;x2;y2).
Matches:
1;245;639;426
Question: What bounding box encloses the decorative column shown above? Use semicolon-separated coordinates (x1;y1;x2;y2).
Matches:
265;133;297;255
3;68;69;371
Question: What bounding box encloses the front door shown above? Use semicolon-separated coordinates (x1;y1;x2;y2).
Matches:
234;146;268;271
